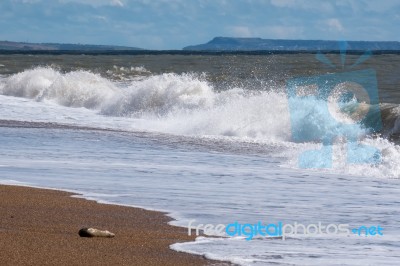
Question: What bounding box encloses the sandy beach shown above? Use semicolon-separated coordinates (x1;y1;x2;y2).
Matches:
0;185;223;265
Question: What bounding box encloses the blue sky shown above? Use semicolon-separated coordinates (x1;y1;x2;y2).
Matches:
0;0;399;49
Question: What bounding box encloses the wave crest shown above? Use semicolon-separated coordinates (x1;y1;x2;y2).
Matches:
0;67;117;109
101;73;215;117
1;67;399;142
1;67;400;178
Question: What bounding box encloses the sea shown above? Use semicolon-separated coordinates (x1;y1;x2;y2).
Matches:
0;52;399;265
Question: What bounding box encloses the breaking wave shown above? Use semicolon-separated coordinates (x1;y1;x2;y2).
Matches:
0;67;399;177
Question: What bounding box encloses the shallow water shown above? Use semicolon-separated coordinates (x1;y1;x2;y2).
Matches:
0;124;399;265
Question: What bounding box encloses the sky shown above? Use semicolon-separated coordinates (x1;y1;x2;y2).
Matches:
0;0;399;49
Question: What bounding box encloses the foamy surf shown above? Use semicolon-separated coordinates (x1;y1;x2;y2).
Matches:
0;67;399;178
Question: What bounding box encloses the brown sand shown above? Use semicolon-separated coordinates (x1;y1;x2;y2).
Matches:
0;185;227;265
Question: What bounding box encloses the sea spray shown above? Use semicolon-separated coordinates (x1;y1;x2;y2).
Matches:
0;67;118;109
0;67;399;178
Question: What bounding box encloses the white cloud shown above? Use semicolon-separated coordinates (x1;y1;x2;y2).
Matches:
12;0;42;3
229;26;252;37
228;24;304;39
59;0;125;7
270;0;296;8
326;18;344;32
111;0;123;7
363;0;400;13
93;15;108;22
270;0;333;13
260;25;304;39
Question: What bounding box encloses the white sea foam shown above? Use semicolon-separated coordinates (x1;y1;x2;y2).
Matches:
0;67;399;178
106;65;151;80
0;67;118;109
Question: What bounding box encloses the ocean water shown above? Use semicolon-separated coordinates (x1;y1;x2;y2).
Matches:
0;53;399;265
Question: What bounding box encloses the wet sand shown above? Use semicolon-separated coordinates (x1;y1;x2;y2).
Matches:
0;185;226;265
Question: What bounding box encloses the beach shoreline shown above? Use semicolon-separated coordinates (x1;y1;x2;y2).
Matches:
0;185;226;265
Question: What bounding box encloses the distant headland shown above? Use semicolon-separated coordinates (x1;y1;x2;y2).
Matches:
183;37;400;51
0;41;142;51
